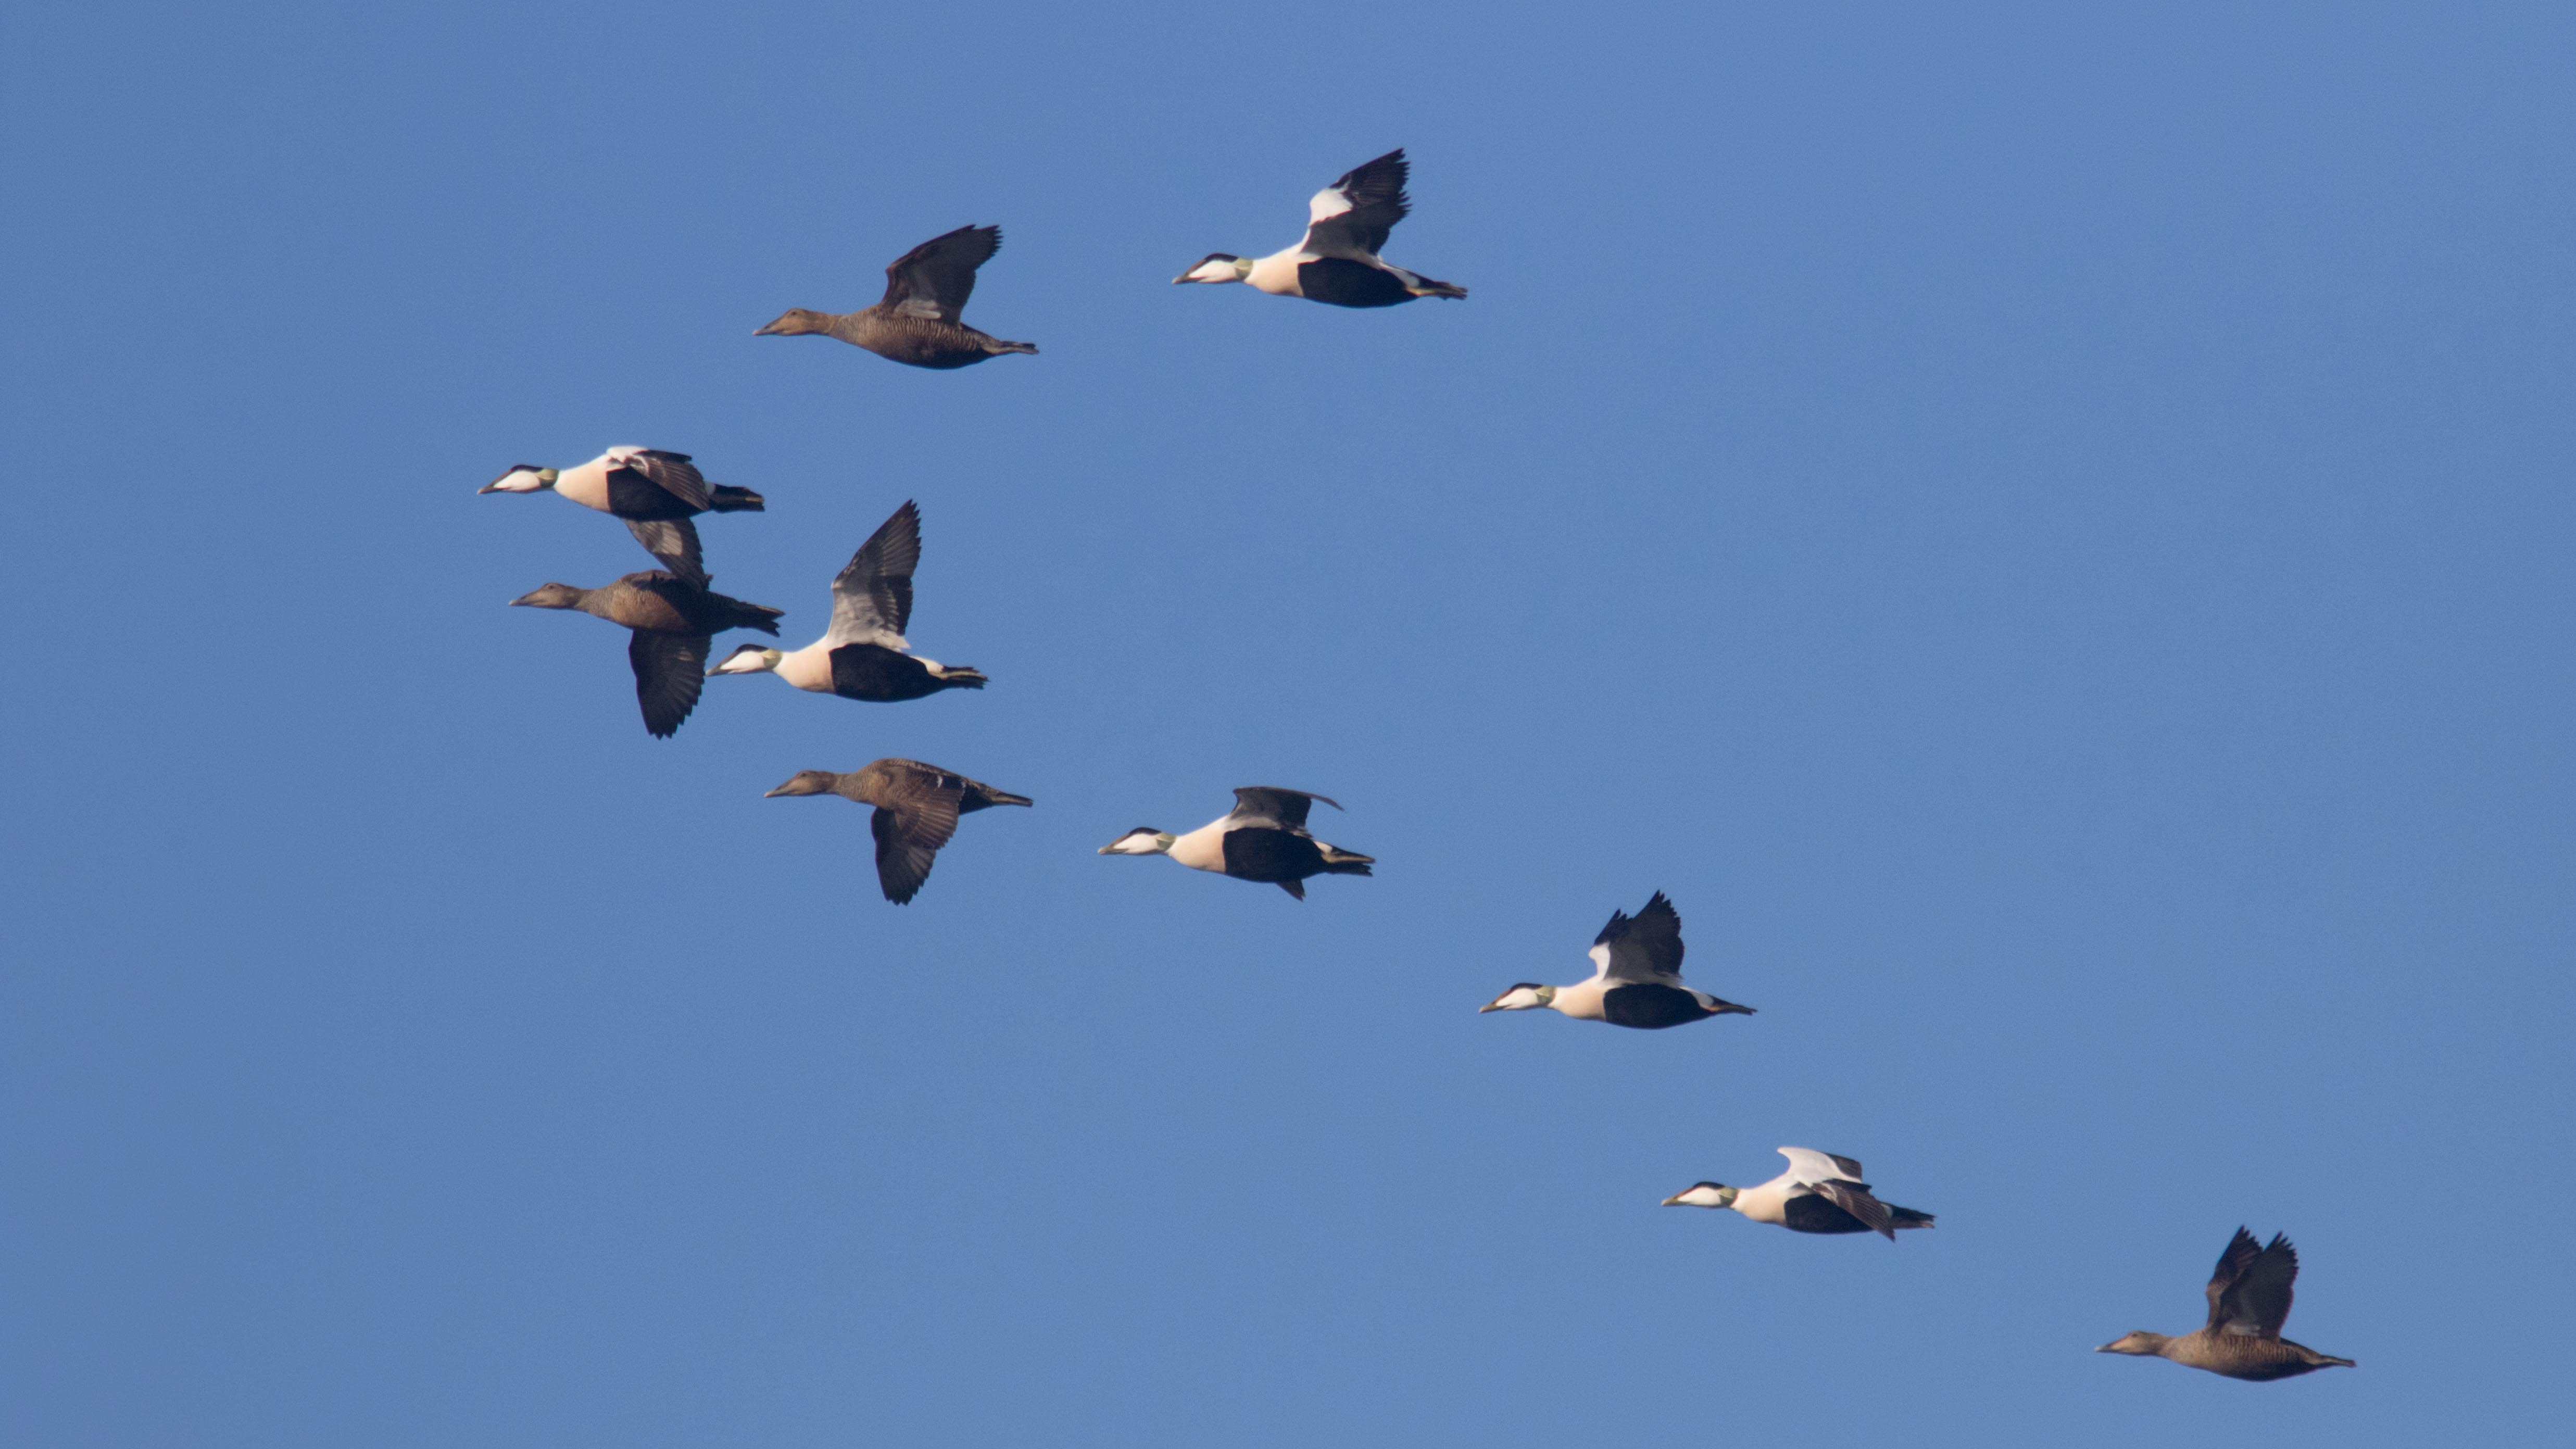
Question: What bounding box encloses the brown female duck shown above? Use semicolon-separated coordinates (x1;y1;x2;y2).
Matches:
765;760;1032;903
510;573;783;738
2098;1228;2355;1381
755;225;1037;370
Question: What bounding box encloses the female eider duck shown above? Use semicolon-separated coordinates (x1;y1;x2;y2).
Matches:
2097;1228;2354;1381
706;499;987;702
480;447;763;586
1098;788;1374;900
1661;1147;1935;1241
510;572;784;738
766;760;1032;904
1479;893;1753;1029
755;224;1037;369
1174;148;1466;309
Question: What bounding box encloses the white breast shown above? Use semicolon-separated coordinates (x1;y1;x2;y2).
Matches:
554;456;613;511
776;641;837;692
1548;977;1609;1020
1166;818;1230;873
1248;248;1305;296
1733;1178;1801;1226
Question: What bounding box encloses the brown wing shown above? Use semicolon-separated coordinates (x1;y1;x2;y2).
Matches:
2203;1228;2266;1331
622;449;712;512
2211;1232;2301;1338
624;517;706;586
627;631;709;738
1806;1179;1897;1240
878;225;1000;323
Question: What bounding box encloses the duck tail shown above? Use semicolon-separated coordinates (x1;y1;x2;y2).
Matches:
1408;276;1467;300
724;599;786;636
989;339;1039;356
709;485;765;512
935;665;989;690
1890;1206;1936;1230
1705;997;1757;1017
1318;846;1374;876
982;788;1035;809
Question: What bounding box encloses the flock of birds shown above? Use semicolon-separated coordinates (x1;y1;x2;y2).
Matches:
478;150;2354;1384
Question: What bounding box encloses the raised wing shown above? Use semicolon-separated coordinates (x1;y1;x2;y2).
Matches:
1300;149;1411;259
624;517;706;587
826;500;922;649
1592;891;1685;983
627;631;709;738
614;448;713;512
1778;1146;1867;1185
867;767;963;904
1227;787;1342;831
2207;1230;2299;1338
878;224;1000;323
1806;1178;1898;1241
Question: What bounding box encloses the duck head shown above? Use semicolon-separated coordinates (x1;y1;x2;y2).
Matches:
2095;1332;2172;1357
509;583;586;610
1173;254;1252;285
1478;983;1556;1013
1660;1182;1738;1209
1097;828;1176;856
480;464;558;494
707;644;784;677
753;308;833;336
764;771;841;798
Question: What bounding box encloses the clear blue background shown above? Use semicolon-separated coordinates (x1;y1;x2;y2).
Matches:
6;2;2570;1443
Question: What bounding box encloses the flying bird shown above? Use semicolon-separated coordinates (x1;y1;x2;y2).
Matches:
1661;1147;1934;1241
1174;148;1466;308
480;447;763;586
766;760;1032;904
1098;788;1374;900
2096;1229;2355;1381
1479;893;1754;1029
756;224;1038;369
706;500;987;702
508;573;783;738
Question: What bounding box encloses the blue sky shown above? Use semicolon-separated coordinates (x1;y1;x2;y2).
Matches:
6;2;2571;1443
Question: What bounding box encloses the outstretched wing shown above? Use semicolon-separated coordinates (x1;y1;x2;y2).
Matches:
2209;1230;2299;1338
825;500;922;648
1590;891;1685;983
1227;787;1342;832
624;517;706;586
1777;1146;1867;1184
626;631;709;738
868;772;963;904
878;225;1001;322
1300;149;1411;259
616;448;712;512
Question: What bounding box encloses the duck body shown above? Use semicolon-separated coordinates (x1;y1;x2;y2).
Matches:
706;500;988;703
766;759;1033;903
2098;1229;2355;1382
1662;1148;1936;1241
510;572;783;737
481;447;762;585
1174;149;1467;308
757;225;1036;369
1480;892;1754;1028
1100;788;1374;900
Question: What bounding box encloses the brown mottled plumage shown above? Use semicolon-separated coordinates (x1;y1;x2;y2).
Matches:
765;759;1032;904
2097;1229;2355;1381
755;225;1037;369
509;572;782;738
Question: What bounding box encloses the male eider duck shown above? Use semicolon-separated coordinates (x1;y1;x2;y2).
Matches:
766;760;1032;904
1661;1147;1934;1241
1173;148;1466;308
2097;1228;2355;1381
480;447;762;586
1479;893;1753;1029
510;573;784;738
1098;788;1374;900
705;499;987;702
755;224;1037;369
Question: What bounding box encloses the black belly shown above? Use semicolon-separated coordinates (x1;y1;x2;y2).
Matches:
1780;1194;1875;1235
1600;984;1712;1030
1296;258;1416;309
605;471;699;520
828;643;943;701
1220;827;1327;882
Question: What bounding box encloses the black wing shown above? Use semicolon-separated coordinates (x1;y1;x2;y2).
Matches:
624;517;706;586
627;631;709;738
1806;1179;1898;1241
878;225;1001;323
1227;787;1342;831
1302;149;1411;258
622;449;712;512
1594;891;1685;983
827;500;922;647
868;776;962;904
2211;1231;2301;1338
